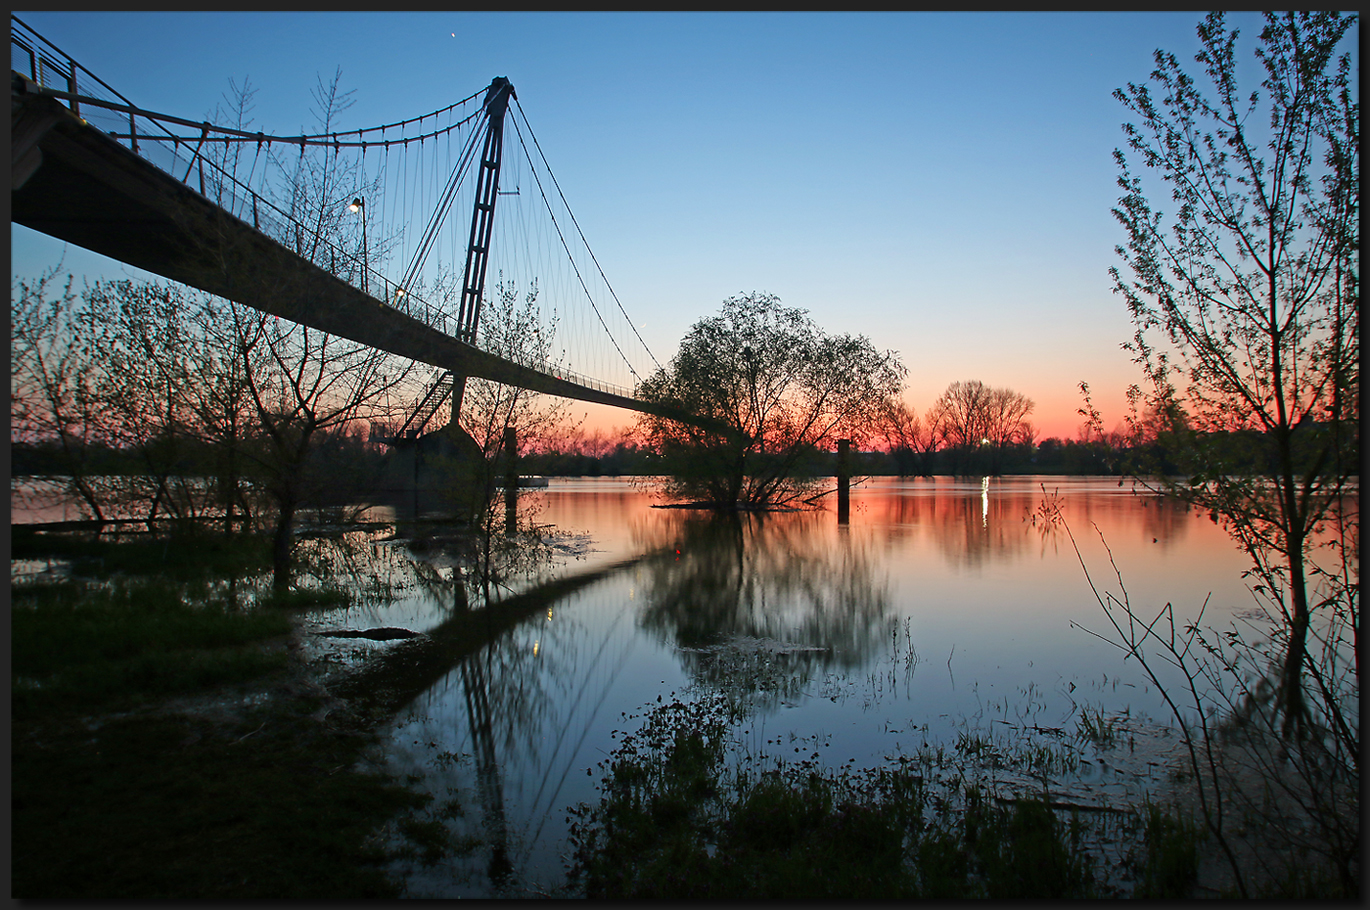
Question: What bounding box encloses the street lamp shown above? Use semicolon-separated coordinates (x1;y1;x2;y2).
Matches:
349;197;368;294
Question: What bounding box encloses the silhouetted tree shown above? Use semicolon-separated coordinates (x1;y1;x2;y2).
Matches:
452;278;574;512
929;380;1035;475
879;400;939;476
11;268;115;520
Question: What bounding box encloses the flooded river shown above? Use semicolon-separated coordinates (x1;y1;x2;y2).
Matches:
276;475;1262;897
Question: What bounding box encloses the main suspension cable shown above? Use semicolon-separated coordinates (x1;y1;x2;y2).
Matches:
513;98;661;374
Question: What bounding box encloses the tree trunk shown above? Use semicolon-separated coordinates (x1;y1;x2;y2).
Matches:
1279;536;1312;738
272;495;296;591
222;468;238;535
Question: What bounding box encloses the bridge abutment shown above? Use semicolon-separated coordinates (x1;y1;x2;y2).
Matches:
380;424;492;523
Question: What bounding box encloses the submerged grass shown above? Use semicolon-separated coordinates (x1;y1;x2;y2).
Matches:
10;525;460;898
12;523;275;578
567;694;1202;899
11;576;293;718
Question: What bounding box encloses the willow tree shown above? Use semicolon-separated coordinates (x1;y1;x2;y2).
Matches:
637;292;905;510
1111;12;1359;736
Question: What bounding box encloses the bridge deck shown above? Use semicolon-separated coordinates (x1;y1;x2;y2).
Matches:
12;83;724;432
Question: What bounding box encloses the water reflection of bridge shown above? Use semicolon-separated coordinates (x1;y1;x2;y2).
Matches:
322;505;899;895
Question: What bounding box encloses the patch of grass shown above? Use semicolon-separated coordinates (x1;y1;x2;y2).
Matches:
1132;801;1202;898
12;699;429;898
1074;707;1119;749
11;525;460;898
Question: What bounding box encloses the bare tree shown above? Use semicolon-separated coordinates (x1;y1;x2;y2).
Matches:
193;68;418;584
1111;11;1359;734
879;400;939;477
226;300;410;586
11;268;116;521
929;380;1035;475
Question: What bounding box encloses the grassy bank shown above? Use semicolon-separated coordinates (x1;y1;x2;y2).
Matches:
566;694;1207;898
10;526;456;899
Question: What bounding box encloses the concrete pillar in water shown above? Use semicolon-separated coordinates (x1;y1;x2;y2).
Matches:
837;438;851;525
504;426;517;535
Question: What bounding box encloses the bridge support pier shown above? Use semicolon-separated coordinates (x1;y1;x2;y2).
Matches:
503;426;517;536
380;423;489;522
837;439;851;525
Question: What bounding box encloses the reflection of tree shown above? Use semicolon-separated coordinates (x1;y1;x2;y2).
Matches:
636;512;894;693
857;481;1194;568
858;482;1032;568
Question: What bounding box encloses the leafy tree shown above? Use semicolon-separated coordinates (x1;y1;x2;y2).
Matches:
636;292;905;509
1110;12;1359;735
182;293;260;531
453;278;574;505
87;280;207;524
439;277;579;598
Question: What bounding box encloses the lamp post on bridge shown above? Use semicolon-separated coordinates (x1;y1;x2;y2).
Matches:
349;197;368;295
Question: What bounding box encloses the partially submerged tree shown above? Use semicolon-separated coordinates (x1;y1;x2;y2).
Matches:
88;280;208;525
233;303;412;588
453;278;573;511
1111;11;1359;734
445;277;578;599
636;292;906;510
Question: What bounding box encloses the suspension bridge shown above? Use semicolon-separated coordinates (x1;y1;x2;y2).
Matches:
10;16;726;446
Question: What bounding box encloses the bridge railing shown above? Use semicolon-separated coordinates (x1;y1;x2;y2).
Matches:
11;19;389;302
12;15;640;403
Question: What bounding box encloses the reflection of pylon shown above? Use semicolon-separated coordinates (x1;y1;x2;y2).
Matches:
461;654;512;886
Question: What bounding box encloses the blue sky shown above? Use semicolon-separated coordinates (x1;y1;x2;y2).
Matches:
13;11;1331;438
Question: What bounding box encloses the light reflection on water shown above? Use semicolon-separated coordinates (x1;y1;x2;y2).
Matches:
369;475;1265;897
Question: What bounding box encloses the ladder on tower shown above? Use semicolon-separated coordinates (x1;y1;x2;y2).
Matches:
384;371;455;444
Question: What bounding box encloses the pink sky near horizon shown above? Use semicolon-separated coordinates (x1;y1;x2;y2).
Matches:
573;382;1124;446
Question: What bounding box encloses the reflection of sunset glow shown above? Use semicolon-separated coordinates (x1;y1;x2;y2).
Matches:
289;474;1303;899
981;475;989;528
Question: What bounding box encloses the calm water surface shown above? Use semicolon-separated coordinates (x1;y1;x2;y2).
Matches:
300;475;1263;897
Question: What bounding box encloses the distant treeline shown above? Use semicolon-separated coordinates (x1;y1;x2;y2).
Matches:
15;425;1352;481
11;430;385;501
